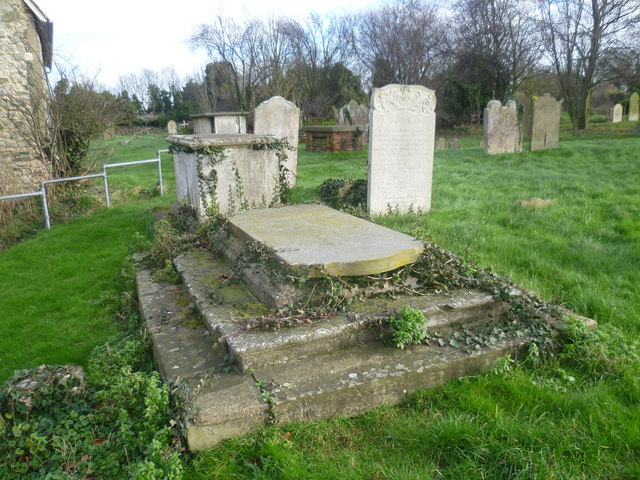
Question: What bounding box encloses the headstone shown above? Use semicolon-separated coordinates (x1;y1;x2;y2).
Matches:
449;138;461;149
253;96;301;187
530;93;561;151
629;92;639;122
167;120;178;135
436;137;446;150
338;101;370;144
102;125;116;140
368;84;436;215
214;114;247;134
612;104;623;123
514;92;532;136
483;99;522;154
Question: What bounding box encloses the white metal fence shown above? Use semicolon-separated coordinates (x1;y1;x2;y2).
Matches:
0;149;170;229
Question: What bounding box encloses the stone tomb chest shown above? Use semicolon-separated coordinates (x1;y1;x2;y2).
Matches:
302;126;364;153
166;133;284;217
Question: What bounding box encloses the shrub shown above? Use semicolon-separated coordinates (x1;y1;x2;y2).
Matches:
318;178;367;210
388;305;428;349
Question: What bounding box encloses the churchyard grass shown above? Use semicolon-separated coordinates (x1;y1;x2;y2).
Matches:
190;134;640;478
2;128;639;477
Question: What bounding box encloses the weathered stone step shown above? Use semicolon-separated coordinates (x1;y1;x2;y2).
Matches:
136;258;220;388
227;290;503;372
186;337;524;450
173;249;266;346
257;339;523;427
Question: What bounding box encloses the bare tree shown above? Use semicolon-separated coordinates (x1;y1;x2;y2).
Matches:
353;0;447;88
451;0;542;100
539;0;640;133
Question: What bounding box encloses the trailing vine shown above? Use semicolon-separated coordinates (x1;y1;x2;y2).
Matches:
250;138;293;205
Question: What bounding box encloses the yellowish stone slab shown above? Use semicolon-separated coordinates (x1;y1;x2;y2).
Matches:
226;205;423;277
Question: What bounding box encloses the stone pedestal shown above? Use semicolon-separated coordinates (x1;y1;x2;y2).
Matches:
166;134;281;217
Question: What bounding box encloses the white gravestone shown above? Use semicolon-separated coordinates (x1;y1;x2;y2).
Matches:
612;104;623;123
367;84;436;215
167;120;177;135
254;96;300;187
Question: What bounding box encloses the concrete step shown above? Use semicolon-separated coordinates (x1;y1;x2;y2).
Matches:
172;249;505;373
136;259;221;388
225;290;503;372
187;337;524;450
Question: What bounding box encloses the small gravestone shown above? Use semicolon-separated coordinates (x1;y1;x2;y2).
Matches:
368;84;436;215
483;100;522;154
102;125;116;140
450;138;461;149
254;96;301;187
436;137;446;150
629;93;639;122
167;120;178;134
612;104;623;123
514;92;532;136
530;94;560;151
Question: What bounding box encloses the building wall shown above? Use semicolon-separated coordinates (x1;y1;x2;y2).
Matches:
0;0;51;196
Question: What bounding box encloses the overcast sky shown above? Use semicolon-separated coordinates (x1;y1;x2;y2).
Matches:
35;0;379;90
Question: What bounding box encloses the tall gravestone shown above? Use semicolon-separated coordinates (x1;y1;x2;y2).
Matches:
338;100;370;144
514;92;532;136
483;100;522;154
530;94;561;151
254;96;301;187
368;84;436;215
612;104;623;123
629;92;639;122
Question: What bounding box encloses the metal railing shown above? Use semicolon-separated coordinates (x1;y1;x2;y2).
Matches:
0;149;170;229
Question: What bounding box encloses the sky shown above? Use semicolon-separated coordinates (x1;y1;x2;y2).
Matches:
35;0;378;90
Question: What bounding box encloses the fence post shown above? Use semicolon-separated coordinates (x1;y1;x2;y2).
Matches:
40;183;50;229
157;150;164;196
102;167;110;208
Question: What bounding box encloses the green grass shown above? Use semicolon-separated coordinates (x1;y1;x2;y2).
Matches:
2;130;640;477
187;134;640;478
0;133;176;383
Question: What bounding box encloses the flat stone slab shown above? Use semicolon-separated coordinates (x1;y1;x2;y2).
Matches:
226;204;424;277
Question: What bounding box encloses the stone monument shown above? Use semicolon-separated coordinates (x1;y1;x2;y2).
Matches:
629;93;639;122
253;96;300;187
483;100;522;154
612;104;623;123
514;92;532;136
368;84;436;215
338;100;370;144
530;94;560;151
167;134;282;218
167;120;177;135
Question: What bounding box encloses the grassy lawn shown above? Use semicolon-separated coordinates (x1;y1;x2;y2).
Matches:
1;126;639;478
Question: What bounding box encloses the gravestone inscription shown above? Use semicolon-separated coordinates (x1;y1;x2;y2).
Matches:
368;84;436;215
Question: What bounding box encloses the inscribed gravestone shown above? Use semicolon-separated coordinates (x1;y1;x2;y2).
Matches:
450;138;461;149
530;94;560;151
612;104;623;123
368;84;436;215
436;137;446;150
167;120;177;134
629;93;639;122
483;100;522;154
254;96;301;187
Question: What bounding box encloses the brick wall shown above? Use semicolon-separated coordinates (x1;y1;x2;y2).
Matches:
304;128;364;153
